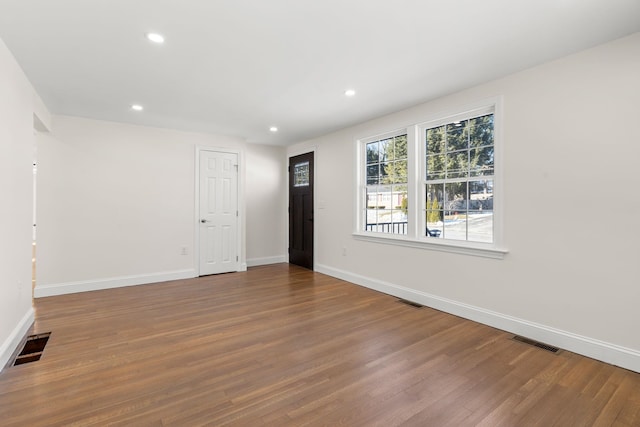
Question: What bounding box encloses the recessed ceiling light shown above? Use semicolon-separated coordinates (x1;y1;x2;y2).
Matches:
131;104;144;111
269;126;278;132
145;32;165;44
345;89;356;97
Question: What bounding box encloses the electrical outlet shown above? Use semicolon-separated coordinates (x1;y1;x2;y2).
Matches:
180;246;188;255
342;246;347;256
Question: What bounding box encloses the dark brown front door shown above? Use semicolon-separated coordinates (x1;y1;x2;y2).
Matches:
289;152;314;270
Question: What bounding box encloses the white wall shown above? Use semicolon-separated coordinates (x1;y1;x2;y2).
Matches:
0;38;38;368
245;144;288;266
36;116;286;296
288;33;640;372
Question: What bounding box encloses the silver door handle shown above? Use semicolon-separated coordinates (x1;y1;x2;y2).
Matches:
201;219;209;223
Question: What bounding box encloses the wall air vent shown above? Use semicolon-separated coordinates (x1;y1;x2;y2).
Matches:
512;335;560;354
398;299;424;309
13;332;51;366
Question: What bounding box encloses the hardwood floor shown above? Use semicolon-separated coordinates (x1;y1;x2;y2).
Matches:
1;264;639;426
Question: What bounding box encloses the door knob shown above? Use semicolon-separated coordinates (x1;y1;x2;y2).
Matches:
201;219;208;223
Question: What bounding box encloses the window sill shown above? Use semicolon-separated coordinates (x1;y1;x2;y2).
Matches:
352;232;508;259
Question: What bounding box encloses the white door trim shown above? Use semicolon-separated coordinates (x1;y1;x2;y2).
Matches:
195;146;246;275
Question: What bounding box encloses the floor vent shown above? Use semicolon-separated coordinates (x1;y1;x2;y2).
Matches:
512;335;560;354
13;332;51;366
398;299;424;309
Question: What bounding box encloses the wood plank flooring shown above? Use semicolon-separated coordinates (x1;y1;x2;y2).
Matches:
1;263;639;426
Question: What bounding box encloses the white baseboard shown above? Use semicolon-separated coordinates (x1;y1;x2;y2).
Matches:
34;269;197;298
316;263;640;374
247;255;287;267
0;307;34;372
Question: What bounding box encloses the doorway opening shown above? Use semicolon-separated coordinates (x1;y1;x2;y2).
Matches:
288;152;314;270
197;149;241;276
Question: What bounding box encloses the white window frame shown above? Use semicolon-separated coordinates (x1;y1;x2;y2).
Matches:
358;128;415;237
354;98;507;259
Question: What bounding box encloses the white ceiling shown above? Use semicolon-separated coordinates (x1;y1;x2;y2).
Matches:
1;1;639;146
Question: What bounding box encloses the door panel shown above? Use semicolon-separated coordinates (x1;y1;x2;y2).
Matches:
199;151;238;275
207;178;216;212
205;225;216;264
289;152;314;270
221;225;231;262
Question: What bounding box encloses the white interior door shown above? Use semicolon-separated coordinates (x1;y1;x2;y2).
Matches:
199;150;238;275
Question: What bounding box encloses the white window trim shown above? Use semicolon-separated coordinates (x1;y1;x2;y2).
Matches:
353;97;507;259
354;127;411;235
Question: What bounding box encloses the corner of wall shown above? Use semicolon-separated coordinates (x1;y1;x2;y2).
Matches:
32;90;51;132
0;308;34;373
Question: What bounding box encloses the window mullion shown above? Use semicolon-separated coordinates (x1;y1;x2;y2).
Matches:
406;125;418;238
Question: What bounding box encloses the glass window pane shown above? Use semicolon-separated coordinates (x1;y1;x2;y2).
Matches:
446;151;468;179
366;142;379;164
366;164;379;185
444;182;468;213
380;162;391;184
426;209;443;238
375;185;392;210
442;212;467;241
366;187;379;232
446;120;469;152
394;219;408;234
468;210;493;243
392;160;407;183
426;183;444;206
469;114;494;148
391;207;408;235
364;183;407;235
389;185;407;210
379;138;392;163
425;184;443;237
365;207;378;231
392;184;408;215
469;146;494;176
367;187;380;208
426;154;446;180
396;190;408;220
394;135;408;159
366;187;375;205
377;208;392;228
293;161;309;187
469;179;493;207
393;183;408;194
426;126;445;155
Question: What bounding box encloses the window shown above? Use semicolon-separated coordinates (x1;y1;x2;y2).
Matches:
293;161;310;187
356;101;505;258
423;112;494;243
364;133;408;234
